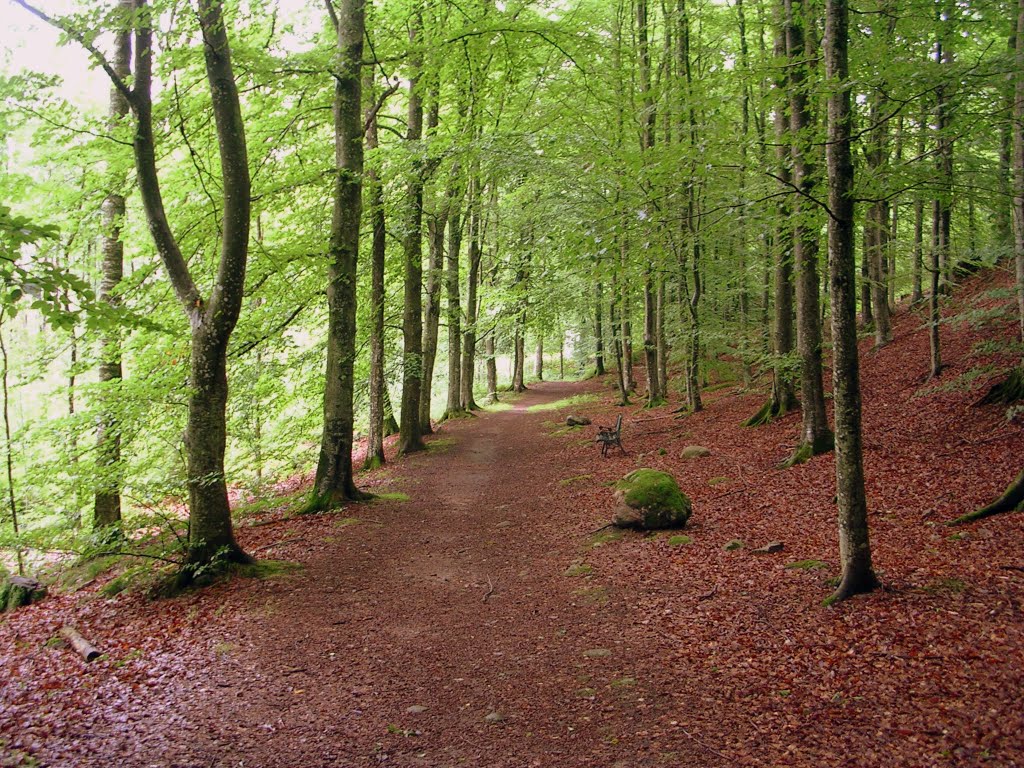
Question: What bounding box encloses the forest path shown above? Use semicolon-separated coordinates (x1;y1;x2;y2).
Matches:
173;379;697;768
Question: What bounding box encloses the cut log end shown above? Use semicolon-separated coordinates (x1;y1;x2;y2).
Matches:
61;626;102;662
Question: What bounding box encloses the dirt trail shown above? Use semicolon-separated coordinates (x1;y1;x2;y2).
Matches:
161;380;694;768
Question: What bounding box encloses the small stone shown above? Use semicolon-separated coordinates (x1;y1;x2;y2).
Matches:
583;648;612;658
724;539;744;551
566;415;592;426
406;705;428;715
484;711;505;723
753;541;784;554
681;445;711;459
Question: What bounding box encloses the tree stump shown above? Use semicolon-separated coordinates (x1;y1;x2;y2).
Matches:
1;576;47;613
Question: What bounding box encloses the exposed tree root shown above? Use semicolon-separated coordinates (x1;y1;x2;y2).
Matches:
949;468;1024;525
741;395;797;428
824;568;880;606
779;430;835;469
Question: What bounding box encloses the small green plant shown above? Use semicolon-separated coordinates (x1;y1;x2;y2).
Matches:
666;535;692;546
589;529;624;548
564;562;594;577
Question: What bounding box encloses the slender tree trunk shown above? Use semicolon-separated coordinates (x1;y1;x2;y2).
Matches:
824;0;878;603
656;276;668;397
398;9;426;455
534;336;543;380
1014;0;1024;344
94;2;131;529
485;335;498;403
460;184;481;411
443;203;464;419
0;312;23;576
420;216;444;433
311;0;367;509
610;278;630;406
785;0;833;465
364;71;387;470
594;281;606;375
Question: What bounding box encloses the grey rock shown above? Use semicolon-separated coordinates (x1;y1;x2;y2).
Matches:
753;541;785;554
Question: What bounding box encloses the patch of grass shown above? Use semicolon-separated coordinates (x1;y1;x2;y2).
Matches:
425;437;456;452
666;535;692;546
373;491;410;502
58;554;121;591
334;516;362;527
786;559;829;571
564;562;594;577
922;577;967;594
213;641;235;656
232;560;303;580
549;425;583;437
708;476;731;486
589;529;624;548
234;487;309;521
560;474;593;486
610;676;636;689
527;394;598;413
574;585;610;606
44;635;65;650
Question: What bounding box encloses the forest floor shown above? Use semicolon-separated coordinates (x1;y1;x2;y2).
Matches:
3;269;1024;768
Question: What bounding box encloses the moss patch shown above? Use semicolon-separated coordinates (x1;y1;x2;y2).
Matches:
560;474;593;486
613;469;691;530
589;529;624;548
231;560;303;580
527;394;598;413
785;559;829;571
426;437;457;452
373;491;410;503
666;535;693;546
564;562;594;577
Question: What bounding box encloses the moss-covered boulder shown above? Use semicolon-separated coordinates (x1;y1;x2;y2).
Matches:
612;469;691;530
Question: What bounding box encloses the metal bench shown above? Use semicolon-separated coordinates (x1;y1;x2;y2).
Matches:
596;415;625;457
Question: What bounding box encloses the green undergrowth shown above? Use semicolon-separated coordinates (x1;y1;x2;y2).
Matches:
666;534;692;546
233;487;310;521
527;393;598;412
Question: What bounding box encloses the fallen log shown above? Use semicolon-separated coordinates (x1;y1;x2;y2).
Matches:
61;626;102;662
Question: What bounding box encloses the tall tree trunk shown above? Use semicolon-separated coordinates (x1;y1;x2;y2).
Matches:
443;201;465;419
420;216;444;433
364;70;387;470
824;0;878;603
485;335;498;403
784;0;833;465
610;276;630;406
594;281;606;375
94;2;131;530
398;8;427;455
656;277;668;397
0;312;23;576
460;183;482;411
311;0;367;509
1014;0;1024;344
744;21;796;426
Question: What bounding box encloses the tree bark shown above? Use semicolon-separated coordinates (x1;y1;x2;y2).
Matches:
460;180;482;411
485;335;498;403
311;0;367;509
94;1;132;529
594;281;606;375
420;215;444;433
784;0;833;465
364;69;387;470
398;9;427;455
824;0;878;603
1014;0;1024;344
443;197;465;419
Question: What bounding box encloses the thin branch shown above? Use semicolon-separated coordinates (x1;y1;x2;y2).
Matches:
11;0;134;105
